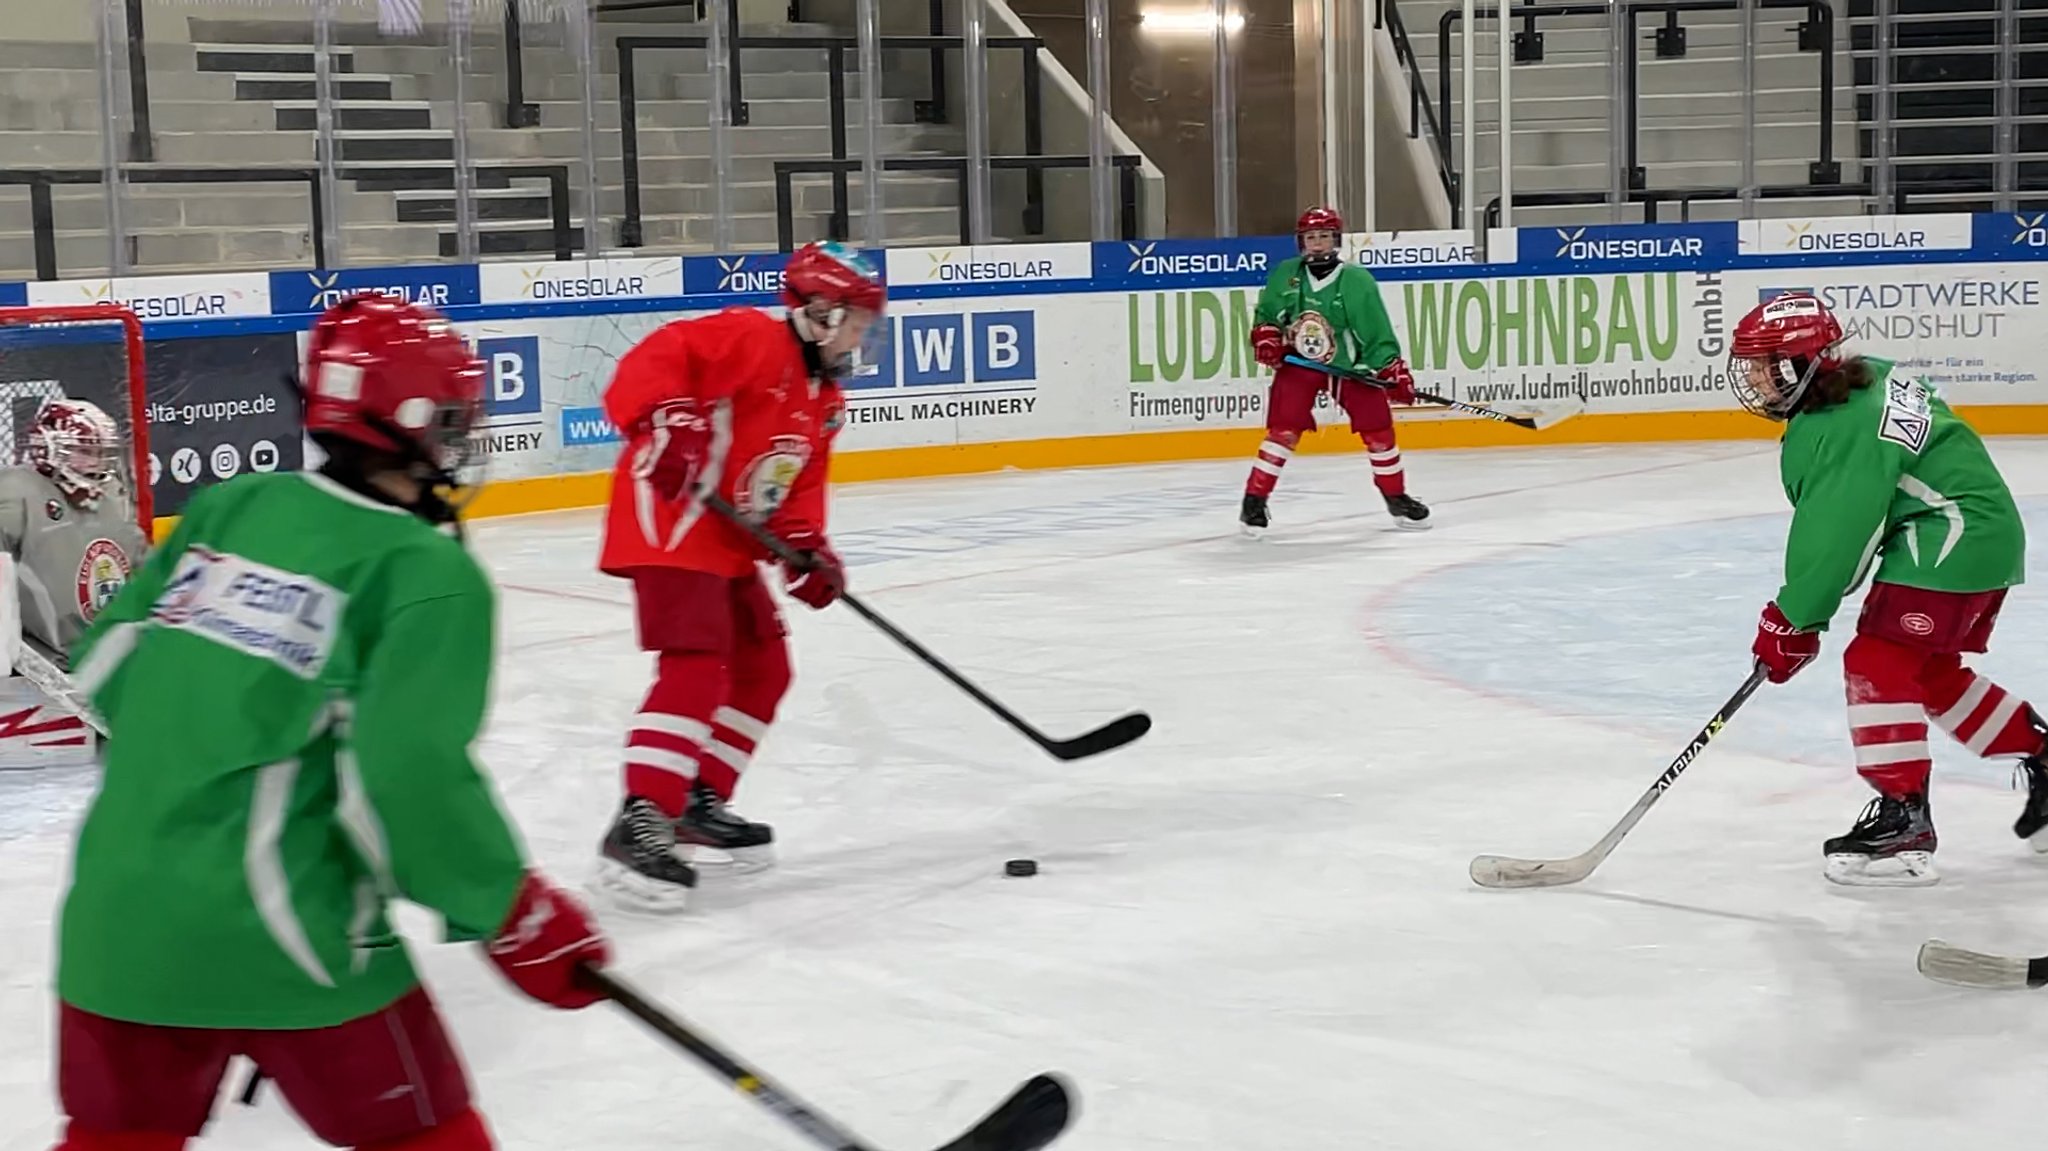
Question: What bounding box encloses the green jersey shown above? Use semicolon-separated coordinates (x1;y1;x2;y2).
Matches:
1253;256;1403;378
1775;358;2025;630
58;471;527;1030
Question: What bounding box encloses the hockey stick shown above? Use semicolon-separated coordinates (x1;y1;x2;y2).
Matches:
1469;663;1770;889
16;643;106;737
588;968;1075;1151
1283;354;1584;430
699;491;1151;761
1915;940;2048;990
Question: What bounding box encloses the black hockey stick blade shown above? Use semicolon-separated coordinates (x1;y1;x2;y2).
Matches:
933;1073;1075;1151
1043;710;1152;760
1916;940;2048;990
590;967;1077;1151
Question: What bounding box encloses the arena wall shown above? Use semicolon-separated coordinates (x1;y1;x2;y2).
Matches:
6;212;2042;530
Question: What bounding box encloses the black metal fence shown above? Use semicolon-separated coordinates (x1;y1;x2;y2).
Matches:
772;155;1143;251
1;165;574;281
1431;0;1840;225
615;33;1054;249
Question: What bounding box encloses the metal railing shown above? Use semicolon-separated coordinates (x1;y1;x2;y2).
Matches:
1383;0;1457;205
615;33;1048;248
2;164;575;281
1438;0;1839;222
772;155;1143;250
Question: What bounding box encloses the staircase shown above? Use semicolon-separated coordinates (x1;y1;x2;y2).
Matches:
0;13;981;279
1846;0;2048;212
1393;0;1862;226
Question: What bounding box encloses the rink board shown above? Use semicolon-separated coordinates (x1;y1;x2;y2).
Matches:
6;213;2048;525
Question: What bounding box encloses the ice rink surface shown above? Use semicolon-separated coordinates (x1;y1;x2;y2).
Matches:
12;438;2048;1148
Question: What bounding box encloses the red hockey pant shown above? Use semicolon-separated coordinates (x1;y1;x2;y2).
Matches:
1246;363;1405;500
624;566;793;818
51;987;490;1151
1844;582;2044;798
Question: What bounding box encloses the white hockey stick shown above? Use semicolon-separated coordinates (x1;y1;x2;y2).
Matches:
16;643;106;737
1916;940;2048;990
1282;355;1585;430
1469;664;1769;889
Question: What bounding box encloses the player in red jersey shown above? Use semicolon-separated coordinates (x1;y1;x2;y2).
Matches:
595;242;885;912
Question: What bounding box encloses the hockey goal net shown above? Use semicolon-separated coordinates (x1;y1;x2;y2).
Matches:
0;306;152;538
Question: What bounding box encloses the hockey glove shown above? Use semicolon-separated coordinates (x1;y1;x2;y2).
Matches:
485;872;611;1010
634;399;714;502
1752;601;1819;684
781;529;845;610
1251;324;1286;369
1377;357;1418;405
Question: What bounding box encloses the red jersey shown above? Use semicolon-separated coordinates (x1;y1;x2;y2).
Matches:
599;308;843;578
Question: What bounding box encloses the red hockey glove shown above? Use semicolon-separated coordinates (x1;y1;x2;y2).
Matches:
781;530;844;610
485;873;610;1010
1251;324;1286;369
1752;601;1820;684
1377;357;1417;404
634;399;713;502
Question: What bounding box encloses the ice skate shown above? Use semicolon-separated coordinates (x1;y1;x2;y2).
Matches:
1823;793;1939;887
675;783;776;871
1239;493;1270;537
2013;741;2048;852
595;796;699;912
1384;492;1431;530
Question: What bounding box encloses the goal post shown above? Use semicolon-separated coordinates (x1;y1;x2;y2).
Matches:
0;305;153;540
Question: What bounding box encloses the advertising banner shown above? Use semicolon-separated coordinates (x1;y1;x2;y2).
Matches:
142;333;305;516
1720;263;2048;404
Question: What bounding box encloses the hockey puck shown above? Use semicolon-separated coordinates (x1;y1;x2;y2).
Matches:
1004;858;1039;877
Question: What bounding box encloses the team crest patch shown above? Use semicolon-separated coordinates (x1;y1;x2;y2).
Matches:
735;435;811;519
1900;612;1936;636
1291;311;1337;364
75;538;131;623
44;500;62;522
1879;376;1932;453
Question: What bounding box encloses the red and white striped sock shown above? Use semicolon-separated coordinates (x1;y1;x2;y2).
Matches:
1924;659;2045;759
623;651;724;818
1245;438;1292;499
1846;700;1933;797
1367;446;1406;497
1846;635;1934;796
698;705;769;801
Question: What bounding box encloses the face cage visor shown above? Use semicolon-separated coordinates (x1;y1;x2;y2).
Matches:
800;300;886;380
1726;350;1819;421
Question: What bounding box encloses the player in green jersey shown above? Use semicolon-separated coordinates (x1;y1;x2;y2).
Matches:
1735;292;2048;887
1242;206;1428;535
47;295;611;1151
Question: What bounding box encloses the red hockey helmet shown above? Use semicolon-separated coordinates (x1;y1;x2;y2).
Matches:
1297;206;1343;250
782;241;886;377
26;397;122;509
782;241;885;315
1728;293;1846;420
301;294;486;473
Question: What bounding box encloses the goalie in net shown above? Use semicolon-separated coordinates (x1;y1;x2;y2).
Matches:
0;306;153;765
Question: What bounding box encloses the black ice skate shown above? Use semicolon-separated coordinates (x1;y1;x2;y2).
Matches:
1384;492;1431;530
1239;493;1270;537
1823;792;1938;887
2013;732;2048;851
675;783;776;871
595;796;699;912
